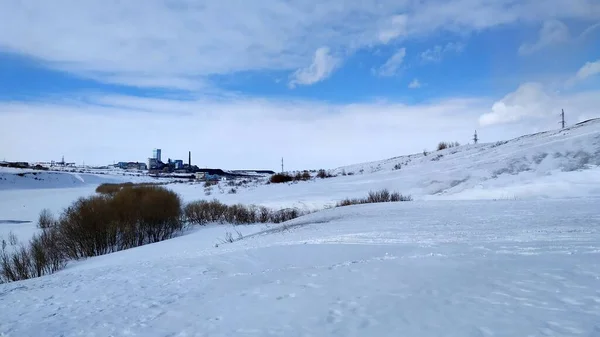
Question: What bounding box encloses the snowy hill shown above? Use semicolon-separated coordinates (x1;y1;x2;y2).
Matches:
1;199;599;336
332;118;600;197
171;119;600;211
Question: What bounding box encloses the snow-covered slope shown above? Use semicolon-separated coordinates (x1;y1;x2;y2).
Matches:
1;199;599;336
168;119;600;211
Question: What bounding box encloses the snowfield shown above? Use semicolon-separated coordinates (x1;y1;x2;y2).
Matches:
1;200;599;336
1;120;600;336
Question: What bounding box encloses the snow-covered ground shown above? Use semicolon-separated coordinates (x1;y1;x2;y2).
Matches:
1;199;599;336
1;120;600;336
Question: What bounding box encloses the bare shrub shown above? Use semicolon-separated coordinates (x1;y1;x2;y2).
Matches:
59;185;183;259
228;188;237;194
367;189;391;203
8;231;18;246
204;180;218;188
317;169;333;179
270;173;294;184
391;192;412;202
437;141;460;151
393;163;402;170
38;208;56;229
336;189;412;207
184;200;304;226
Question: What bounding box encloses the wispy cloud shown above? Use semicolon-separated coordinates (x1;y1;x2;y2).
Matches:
420;42;464;63
289;47;339;88
518;20;570;55
0;0;598;90
575;59;600;81
565;59;600;87
375;48;406;77
377;15;408;44
408;79;422;89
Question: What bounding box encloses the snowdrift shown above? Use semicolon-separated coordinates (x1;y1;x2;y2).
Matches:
1;199;599;336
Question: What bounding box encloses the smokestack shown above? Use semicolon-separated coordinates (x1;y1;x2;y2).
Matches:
189;151;191;166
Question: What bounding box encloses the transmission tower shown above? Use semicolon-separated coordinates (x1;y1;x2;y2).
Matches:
473;130;478;144
281;157;284;173
560;109;565;129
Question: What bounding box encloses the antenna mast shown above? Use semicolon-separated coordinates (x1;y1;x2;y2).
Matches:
281;157;284;173
473;130;478;144
560;109;565;129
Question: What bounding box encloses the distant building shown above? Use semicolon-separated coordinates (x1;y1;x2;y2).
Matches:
194;172;206;180
148;158;159;170
173;160;184;170
117;162;147;170
152;149;162;162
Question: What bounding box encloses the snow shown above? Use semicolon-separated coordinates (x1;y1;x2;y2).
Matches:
1;199;600;336
1;120;600;336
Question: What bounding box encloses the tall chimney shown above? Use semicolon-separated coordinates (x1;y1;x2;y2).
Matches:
189;151;191;166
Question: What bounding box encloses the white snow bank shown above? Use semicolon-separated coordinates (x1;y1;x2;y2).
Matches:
168;119;600;209
1;199;599;336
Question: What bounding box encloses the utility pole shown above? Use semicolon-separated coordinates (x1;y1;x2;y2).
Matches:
281;157;284;173
560;109;565;129
473;130;478;144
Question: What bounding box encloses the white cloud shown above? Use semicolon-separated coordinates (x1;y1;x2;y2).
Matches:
565;59;600;87
377;15;408;44
0;0;598;89
479;82;600;127
2;88;598;169
420;42;464;63
376;48;406;77
0;94;490;170
575;59;600;80
518;20;570;55
408;79;421;88
289;47;339;87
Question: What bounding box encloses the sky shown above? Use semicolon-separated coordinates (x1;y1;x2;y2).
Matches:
1;0;599;171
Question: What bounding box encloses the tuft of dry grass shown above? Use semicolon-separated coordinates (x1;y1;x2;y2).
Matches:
336;189;412;207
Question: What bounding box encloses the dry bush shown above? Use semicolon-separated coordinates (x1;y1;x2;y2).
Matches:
437;141;460;151
57;185;183;260
367;189;391;203
0;227;66;283
270;173;294;184
336;189;412;207
38;208;56;229
8;231;18;246
184;199;304;225
95;183;125;195
317;169;334;179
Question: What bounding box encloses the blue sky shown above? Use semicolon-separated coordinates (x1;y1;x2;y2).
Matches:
1;0;599;169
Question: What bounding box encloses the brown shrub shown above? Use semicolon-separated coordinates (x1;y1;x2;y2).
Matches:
184;199;304;225
336;189;412;207
437;141;460;151
38;208;56;229
270;173;294;184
